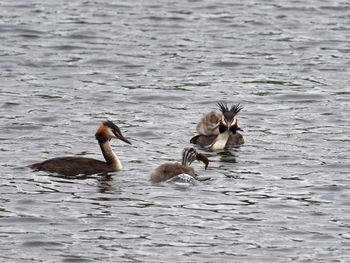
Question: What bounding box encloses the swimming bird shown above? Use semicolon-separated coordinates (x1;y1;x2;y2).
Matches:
28;121;131;176
150;147;209;183
190;103;244;150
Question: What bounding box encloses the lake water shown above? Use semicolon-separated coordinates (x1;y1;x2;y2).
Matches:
1;0;350;262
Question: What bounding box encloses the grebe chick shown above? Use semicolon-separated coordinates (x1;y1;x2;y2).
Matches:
190;102;244;150
28;121;131;176
150;147;209;183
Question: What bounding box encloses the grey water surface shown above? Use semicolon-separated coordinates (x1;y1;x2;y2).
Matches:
1;0;350;262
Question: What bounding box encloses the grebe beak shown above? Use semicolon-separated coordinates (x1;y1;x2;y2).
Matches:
196;153;209;170
113;130;132;145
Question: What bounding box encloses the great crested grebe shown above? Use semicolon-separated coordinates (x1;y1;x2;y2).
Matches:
190;103;244;150
28;121;131;176
150;147;209;183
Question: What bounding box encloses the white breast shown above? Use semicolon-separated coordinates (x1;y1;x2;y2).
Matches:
210;131;230;150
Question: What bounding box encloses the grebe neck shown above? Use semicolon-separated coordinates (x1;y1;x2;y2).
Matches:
99;141;122;171
210;130;230;150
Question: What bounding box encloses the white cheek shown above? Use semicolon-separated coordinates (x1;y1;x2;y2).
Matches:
231;116;237;126
108;128;116;138
221;116;227;126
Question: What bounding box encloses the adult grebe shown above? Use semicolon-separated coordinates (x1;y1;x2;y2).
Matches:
28;121;131;175
150;147;209;183
190;103;244;150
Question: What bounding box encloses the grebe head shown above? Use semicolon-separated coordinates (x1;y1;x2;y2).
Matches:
182;147;209;169
95;120;131;144
217;102;243;134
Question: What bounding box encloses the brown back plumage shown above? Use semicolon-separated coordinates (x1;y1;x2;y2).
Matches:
196;111;221;136
150;163;196;183
150;148;208;183
190;133;244;147
28;157;112;176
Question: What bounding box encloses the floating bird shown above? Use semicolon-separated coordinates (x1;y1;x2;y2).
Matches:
190;103;244;150
28;121;131;175
150;147;209;183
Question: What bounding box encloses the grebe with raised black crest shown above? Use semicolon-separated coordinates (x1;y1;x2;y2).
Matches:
190;103;244;150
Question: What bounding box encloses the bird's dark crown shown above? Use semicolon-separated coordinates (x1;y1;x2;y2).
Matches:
217;102;243;121
103;120;121;134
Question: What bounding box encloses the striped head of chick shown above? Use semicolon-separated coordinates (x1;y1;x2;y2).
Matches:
182;147;209;169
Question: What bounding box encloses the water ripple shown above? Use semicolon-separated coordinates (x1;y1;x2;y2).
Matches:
0;0;349;262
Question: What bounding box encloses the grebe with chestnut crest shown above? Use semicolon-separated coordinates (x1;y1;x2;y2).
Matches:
28;121;131;176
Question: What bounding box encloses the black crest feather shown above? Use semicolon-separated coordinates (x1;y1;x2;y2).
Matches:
103;120;121;134
217;102;243;121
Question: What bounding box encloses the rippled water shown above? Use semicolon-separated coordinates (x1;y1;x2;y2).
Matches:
1;0;350;262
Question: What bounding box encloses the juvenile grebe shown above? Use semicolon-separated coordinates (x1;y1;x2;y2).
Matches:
190;103;244;150
28;121;131;175
150;148;209;183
